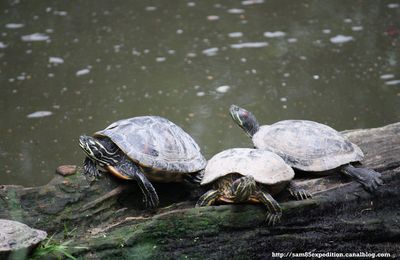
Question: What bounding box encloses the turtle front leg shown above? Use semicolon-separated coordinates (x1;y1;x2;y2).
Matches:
196;190;221;207
287;181;312;200
83;157;101;178
113;162;159;209
134;171;159;209
255;190;282;226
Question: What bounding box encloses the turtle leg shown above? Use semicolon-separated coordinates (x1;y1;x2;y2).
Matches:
231;176;257;202
340;164;383;193
113;162;159;209
83;157;101;178
196;189;221;207
255;190;282;226
287;181;312;200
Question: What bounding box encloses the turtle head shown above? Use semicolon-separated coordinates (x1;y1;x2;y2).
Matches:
79;135;117;166
229;105;260;137
231;175;257;202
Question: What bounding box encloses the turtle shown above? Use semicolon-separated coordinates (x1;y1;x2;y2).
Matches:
196;148;311;225
229;105;383;192
79;116;207;208
0;219;47;258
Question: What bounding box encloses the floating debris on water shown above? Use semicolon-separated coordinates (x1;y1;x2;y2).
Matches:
287;38;298;43
313;75;320;80
5;23;24;29
197;91;205;97
280;97;287;102
351;26;363;31
21;33;50;42
54;11;68;16
330;35;354;44
216;85;230;93
27;111;53;118
186;52;197;58
242;0;264;5
230;42;268;49
385;79;400;86
49;57;64;64
322;29;331;34
76;68;90;76
228;32;243;38
227;9;245;14
202;47;219;56
263;31;286;38
387;3;399;8
207;15;220;21
0;42;7;48
380;74;395;80
145;6;157;11
156;57;166;62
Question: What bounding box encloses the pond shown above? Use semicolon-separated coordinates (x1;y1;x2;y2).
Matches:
0;0;399;186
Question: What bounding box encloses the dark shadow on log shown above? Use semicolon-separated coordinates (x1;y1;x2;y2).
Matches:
1;123;399;259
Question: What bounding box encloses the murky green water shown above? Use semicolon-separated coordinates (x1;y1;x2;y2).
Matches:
1;1;399;186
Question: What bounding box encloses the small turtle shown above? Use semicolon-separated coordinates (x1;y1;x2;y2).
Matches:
79;116;206;208
0;219;47;257
230;105;383;192
196;148;311;225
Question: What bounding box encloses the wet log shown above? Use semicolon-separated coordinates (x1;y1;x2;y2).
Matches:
0;123;399;259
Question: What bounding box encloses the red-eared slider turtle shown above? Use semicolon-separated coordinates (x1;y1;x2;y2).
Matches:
230;105;383;192
79;116;206;208
0;219;47;257
196;148;311;225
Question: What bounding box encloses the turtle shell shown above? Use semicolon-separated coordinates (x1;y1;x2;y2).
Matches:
253;120;364;172
201;148;294;185
0;219;47;253
95;116;206;173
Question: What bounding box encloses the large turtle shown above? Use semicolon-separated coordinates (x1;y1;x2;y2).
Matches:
79;116;206;208
196;148;311;225
229;105;383;192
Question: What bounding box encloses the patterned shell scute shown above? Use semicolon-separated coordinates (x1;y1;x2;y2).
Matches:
201;148;295;185
0;219;47;252
95;116;206;173
253;120;364;172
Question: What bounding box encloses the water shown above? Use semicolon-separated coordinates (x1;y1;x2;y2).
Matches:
0;1;399;186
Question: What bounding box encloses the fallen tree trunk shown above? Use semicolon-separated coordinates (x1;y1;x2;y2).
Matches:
1;123;399;259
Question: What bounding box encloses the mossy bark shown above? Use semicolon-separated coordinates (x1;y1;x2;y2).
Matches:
1;123;399;259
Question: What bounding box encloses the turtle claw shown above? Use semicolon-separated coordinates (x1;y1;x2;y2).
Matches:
360;170;383;193
342;165;384;193
266;212;282;226
298;189;312;200
143;196;158;209
141;187;159;209
289;188;312;201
